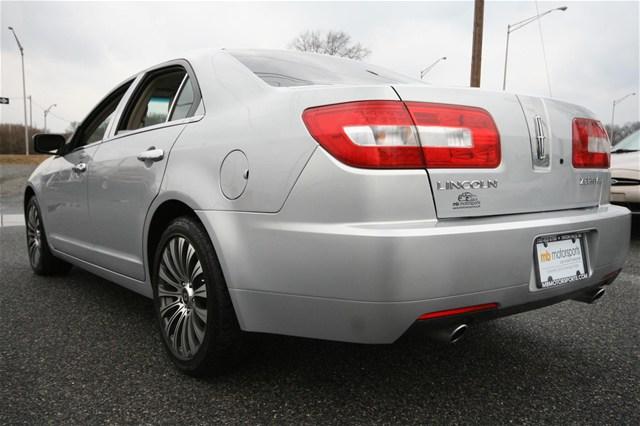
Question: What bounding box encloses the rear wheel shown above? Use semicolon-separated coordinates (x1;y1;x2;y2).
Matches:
25;197;72;275
152;216;245;376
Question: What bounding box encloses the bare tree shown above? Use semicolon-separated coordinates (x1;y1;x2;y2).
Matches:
66;121;80;133
289;30;371;60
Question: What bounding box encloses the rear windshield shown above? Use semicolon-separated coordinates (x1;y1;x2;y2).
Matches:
227;49;420;87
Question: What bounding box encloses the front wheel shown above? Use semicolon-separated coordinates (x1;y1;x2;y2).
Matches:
25;197;72;275
152;216;245;376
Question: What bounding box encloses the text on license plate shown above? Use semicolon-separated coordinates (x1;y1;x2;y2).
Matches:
535;233;588;289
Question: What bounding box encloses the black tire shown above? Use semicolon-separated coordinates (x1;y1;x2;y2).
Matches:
152;216;246;376
25;196;72;276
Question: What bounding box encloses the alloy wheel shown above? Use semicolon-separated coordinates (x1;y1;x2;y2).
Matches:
157;236;208;360
26;204;42;268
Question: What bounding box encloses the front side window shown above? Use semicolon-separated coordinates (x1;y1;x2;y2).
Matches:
118;67;195;133
85;110;115;144
70;81;131;150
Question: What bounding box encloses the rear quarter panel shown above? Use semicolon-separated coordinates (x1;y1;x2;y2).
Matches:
161;51;404;213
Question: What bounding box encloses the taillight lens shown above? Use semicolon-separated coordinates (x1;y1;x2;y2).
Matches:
572;118;610;168
301;101;423;168
405;102;501;168
302;101;501;169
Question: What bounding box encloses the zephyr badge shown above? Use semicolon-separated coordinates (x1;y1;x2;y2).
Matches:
579;176;602;185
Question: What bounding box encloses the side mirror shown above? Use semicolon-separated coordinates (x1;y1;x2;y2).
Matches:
33;134;66;154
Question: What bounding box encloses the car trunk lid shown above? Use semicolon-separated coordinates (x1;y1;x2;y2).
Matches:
392;85;608;218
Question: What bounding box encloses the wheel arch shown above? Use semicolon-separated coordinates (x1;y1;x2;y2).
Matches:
144;193;229;279
24;185;36;212
145;198;201;276
144;196;244;327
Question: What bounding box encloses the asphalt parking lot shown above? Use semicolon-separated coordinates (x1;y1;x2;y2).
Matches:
1;165;639;424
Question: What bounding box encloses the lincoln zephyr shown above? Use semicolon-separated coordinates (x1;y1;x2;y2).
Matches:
25;49;630;375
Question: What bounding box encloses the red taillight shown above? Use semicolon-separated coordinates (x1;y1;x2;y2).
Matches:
301;101;423;169
302;101;501;169
417;303;499;321
572;118;610;168
405;102;501;168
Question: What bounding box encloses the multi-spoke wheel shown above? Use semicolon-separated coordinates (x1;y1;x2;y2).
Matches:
26;202;42;268
25;197;71;276
157;236;208;359
152;216;245;376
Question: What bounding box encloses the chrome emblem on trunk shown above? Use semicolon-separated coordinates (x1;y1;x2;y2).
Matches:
534;115;547;160
436;179;498;190
579;176;602;185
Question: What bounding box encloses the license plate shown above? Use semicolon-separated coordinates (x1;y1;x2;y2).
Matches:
534;233;588;289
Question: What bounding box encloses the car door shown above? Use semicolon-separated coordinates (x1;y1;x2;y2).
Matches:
86;62;202;281
39;82;132;260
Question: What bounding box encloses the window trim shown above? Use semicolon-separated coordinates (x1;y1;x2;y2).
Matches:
105;114;205;143
117;66;185;132
113;59;203;137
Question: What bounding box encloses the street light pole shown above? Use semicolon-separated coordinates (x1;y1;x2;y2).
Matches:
28;95;33;129
502;6;567;91
8;26;29;155
502;25;511;91
420;57;447;79
610;92;636;142
43;104;57;132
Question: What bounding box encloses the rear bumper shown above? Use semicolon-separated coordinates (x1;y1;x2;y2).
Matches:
197;204;631;344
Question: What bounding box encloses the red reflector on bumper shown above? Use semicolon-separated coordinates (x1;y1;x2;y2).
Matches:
601;268;622;285
418;303;499;321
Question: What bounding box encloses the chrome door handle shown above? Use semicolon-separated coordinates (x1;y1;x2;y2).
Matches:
72;163;87;173
137;148;164;162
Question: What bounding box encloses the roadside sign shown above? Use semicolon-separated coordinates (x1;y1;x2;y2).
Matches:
0;97;9;104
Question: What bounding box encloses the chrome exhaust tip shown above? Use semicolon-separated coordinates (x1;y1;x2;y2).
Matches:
426;323;468;344
449;324;468;344
572;287;605;304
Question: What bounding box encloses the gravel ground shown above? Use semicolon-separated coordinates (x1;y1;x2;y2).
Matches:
0;219;638;425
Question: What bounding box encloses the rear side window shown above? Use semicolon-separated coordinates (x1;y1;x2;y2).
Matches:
228;49;419;87
118;66;198;133
169;77;195;121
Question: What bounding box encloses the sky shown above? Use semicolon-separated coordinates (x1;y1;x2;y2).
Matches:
1;0;638;133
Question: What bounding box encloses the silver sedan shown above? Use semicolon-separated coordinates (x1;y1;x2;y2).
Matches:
25;49;630;376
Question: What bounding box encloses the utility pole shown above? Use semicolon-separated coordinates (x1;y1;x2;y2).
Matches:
8;26;29;155
470;0;484;87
